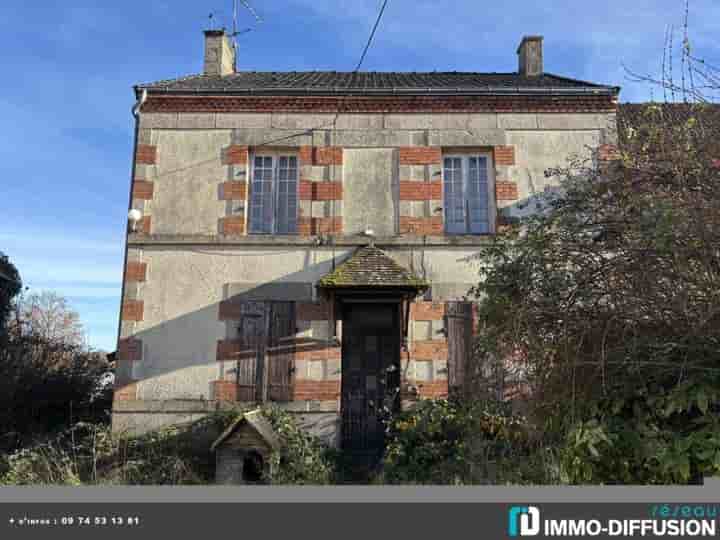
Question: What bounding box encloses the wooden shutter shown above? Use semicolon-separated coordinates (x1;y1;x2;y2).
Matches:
446;301;473;396
267;301;296;402
236;301;266;402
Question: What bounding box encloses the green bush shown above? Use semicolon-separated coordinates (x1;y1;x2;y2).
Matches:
381;398;529;484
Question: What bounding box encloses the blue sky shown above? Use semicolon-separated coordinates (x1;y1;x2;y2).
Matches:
0;0;717;351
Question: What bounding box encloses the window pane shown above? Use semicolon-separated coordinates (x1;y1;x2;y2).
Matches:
467;156;489;234
443;157;466;234
249;155;274;233
275;155;298;234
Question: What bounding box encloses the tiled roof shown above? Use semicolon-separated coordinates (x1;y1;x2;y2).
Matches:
318;245;429;289
137;71;619;95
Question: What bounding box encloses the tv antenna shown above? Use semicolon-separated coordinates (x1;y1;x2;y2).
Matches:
230;0;263;70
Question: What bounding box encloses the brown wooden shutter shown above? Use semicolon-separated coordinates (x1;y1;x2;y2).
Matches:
235;301;266;402
267;301;296;402
446;301;473;396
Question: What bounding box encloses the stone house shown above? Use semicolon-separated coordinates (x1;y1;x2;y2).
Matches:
113;30;619;465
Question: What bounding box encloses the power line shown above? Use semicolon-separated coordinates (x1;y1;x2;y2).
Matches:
254;0;390;149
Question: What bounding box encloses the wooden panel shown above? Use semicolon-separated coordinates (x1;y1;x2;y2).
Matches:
267;302;295;402
446;301;473;396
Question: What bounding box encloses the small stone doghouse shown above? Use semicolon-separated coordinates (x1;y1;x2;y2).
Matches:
211;410;281;484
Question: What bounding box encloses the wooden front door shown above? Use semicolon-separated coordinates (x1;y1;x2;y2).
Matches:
341;302;401;468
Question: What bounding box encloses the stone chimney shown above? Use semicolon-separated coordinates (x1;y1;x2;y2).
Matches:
517;36;543;77
204;29;235;76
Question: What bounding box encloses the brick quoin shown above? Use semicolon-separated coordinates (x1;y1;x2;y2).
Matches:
135;144;157;164
141;95;618;114
137;216;151;235
495;181;519;201
212;380;238;401
598;144;620;161
298;217;342;235
298;146;313;165
131;180;154;200
118;337;142;361
412;340;449;359
299;181;343;201
293;380;341;401
494;146;516;165
410;381;449;399
125;261;147;282
399;217;443;235
398;147;442;165
224;145;249;165
411;301;445;320
113;382;138;401
313;147;343;166
296;301;330;321
220;216;245;235
399;181;442;201
121;300;144;322
218;299;244;321
220;181;247;200
294;346;341;361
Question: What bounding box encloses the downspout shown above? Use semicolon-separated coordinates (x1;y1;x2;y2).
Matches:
114;88;147;363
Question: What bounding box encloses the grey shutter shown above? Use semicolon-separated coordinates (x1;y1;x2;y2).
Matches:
249;156;274;234
236;301;266;401
275;156;298;234
446;301;473;396
443;157;466;234
467;156;490;234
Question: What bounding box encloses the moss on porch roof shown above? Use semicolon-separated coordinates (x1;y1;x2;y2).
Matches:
318;245;429;289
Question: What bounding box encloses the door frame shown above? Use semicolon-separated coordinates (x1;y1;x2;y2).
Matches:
339;297;403;460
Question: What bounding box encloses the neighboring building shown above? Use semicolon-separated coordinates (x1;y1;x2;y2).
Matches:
113;30;619;464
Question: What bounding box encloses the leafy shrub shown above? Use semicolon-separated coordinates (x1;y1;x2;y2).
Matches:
262;405;338;485
382;398;528;484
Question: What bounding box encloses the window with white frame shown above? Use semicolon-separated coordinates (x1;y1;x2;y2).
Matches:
248;153;299;234
442;153;495;234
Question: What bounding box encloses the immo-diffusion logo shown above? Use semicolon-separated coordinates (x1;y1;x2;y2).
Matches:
508;506;541;536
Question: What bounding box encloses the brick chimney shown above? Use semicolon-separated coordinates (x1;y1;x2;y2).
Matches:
204;29;235;76
517;36;543;77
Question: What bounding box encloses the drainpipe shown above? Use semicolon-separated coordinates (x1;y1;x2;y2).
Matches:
114;89;146;358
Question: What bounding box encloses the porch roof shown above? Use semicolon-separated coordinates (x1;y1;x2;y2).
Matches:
317;245;429;291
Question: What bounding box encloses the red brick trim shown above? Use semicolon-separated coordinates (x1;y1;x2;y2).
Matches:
212;380;238;401
299;181;343;201
399;181;442;201
295;346;341;361
495;181;519;201
296;301;330;321
121;300;144;322
118;337;142;361
224;145;249;165
411;302;445;320
220;181;247;200
412;340;448;360
137;216;152;235
598;144;620;161
125;261;147;282
404;380;449;399
293;380;340;401
299;146;313;165
132;180;154;200
399;147;442;165
113;382;138;401
220;216;245;235
399;216;443;235
136;144;157;165
314;147;343;166
142;95;618;114
494;146;516;165
298;217;342;235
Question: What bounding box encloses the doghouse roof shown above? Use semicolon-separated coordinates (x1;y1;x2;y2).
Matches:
211;409;282;452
